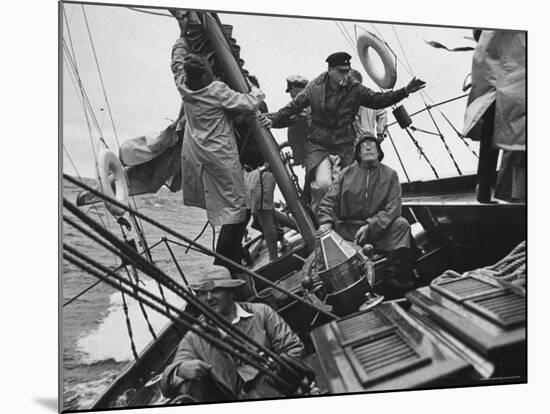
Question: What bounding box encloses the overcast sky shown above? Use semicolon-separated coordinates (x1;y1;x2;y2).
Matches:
62;2;479;185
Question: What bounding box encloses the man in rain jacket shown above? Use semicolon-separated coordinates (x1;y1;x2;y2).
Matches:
171;44;265;272
317;134;414;291
261;52;425;212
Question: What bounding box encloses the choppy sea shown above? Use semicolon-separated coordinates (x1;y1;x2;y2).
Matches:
62;179;216;411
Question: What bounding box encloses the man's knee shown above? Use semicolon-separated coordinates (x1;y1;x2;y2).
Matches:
391;216;411;232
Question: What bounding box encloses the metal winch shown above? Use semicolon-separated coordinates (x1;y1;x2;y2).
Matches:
311;227;383;316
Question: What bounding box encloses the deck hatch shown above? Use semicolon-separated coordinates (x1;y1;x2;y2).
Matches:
338;311;388;344
345;330;431;386
432;276;502;301
465;290;526;328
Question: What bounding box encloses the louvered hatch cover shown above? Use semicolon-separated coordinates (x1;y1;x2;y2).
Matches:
337;310;390;345
432;276;502;302
345;329;431;386
465;290;526;328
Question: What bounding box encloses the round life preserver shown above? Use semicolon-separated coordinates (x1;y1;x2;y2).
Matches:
97;148;129;218
357;32;397;90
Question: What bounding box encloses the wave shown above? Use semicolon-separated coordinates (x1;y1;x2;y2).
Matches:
76;276;186;364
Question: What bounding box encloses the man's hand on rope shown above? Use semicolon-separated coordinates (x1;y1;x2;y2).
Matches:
177;360;212;380
405;77;426;95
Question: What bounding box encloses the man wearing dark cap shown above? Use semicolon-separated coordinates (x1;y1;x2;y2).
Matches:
261;51;425;212
284;75;310;167
317;133;414;291
160;265;304;402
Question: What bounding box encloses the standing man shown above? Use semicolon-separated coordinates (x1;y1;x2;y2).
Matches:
284;75;310;167
172;50;265;275
261;52;425;213
349;69;388;142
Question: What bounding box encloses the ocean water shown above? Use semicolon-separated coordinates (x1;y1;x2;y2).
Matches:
62;180;216;411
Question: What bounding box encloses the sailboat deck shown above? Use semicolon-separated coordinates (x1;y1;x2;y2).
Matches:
403;192;525;207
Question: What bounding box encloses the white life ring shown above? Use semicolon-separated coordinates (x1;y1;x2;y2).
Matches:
357;32;397;89
97;148;129;218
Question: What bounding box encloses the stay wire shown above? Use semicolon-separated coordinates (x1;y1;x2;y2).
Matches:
391;25;415;76
63;236;300;383
63;45;121;266
62;145;107;230
339;21;357;51
62;6;104;154
63;214;248;350
62;43;100;164
125;6;174;18
404;128;439;178
127;209;171;316
62;40;106;145
63;174;337;321
63;248;296;391
63;238;166;307
185;221;210;254
62;203;305;377
62;279;102;308
162;238;189;287
385;129;411;182
164;238;209;256
81;4;121;149
334;21;357;53
434;106;479;158
391;26;460;175
391;25;477;162
424;105;462;175
63;243;260;360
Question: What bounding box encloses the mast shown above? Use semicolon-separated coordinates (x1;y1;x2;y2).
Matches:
189;11;317;252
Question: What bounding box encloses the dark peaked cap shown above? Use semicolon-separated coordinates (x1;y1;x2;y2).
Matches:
326;52;352;67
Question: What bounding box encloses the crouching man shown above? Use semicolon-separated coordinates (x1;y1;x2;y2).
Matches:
317;133;414;290
160;265;304;403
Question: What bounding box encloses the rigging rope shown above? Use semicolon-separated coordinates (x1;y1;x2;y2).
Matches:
334;21;357;53
424;105;462;175
120;224;158;340
390;25;459;176
63;238;166;307
63;6;189;343
62;43;100;167
62;41;105;143
81;5;121;149
163;237;190;287
391;25;416;76
404;128;439;178
126;211;172;316
125;6;173;18
63;279;102;308
63;248;299;392
63;175;337;321
118;279;140;361
365;23;478;165
62;203;334;376
185;221;210;254
385;129;411;182
62;206;309;378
